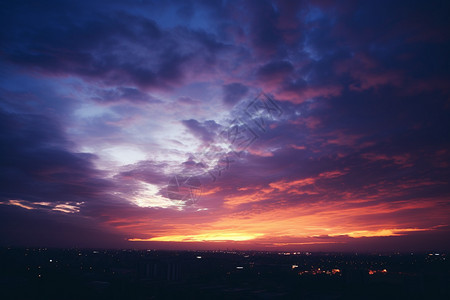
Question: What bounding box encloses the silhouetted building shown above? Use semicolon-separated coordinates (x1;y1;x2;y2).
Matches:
138;258;182;281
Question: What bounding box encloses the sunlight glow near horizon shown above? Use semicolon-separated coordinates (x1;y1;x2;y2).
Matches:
127;227;435;244
129;232;264;242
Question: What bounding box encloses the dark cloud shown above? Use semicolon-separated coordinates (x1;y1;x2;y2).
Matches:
0;108;112;204
245;0;282;56
181;119;221;143
257;60;294;80
93;87;162;103
222;82;249;106
116;161;169;186
1;3;228;90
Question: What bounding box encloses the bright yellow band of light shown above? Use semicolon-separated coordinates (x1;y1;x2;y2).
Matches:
129;232;264;242
334;228;429;238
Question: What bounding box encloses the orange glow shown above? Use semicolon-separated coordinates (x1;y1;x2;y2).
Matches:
201;186;222;196
224;192;269;207
269;178;316;191
125;199;439;245
331;228;429;238
290;144;306;150
129;232;263;242
247;148;274;157
4;200;82;214
7;200;34;210
52;204;80;213
113;183;448;248
120;194;448;247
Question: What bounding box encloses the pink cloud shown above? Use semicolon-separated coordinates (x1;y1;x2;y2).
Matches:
335;53;404;91
277;85;343;104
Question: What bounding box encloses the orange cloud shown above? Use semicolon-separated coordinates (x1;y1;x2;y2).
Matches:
7;200;34;210
127;195;448;246
129;232;263;242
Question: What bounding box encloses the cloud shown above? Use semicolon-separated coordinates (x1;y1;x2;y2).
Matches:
181;119;221;143
2;5;229;91
222;83;249;106
0;109;109;203
257;60;294;81
93;87;162;104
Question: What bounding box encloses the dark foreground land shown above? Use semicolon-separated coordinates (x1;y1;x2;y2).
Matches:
0;248;449;299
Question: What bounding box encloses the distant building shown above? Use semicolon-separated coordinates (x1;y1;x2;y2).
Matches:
138;258;182;281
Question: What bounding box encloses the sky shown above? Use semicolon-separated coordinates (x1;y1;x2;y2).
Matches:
1;0;449;252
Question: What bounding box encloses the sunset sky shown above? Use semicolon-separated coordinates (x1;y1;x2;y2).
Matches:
1;0;449;252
